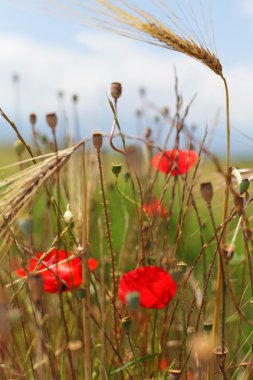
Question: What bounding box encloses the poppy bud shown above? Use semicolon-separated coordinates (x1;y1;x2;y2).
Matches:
28;274;43;305
17;216;33;237
147;256;155;265
46;113;57;130
125;291;140;311
77;288;86;299
161;107;169;118
121;316;132;332
200;182;213;204
145;128;152;139
14;140;25;156
92;132;103;152
213;346;228;367
112;162;122;177
30;113;37;126
203;321;213;333
72;94;79;103
111;82;122;100
64;206;73;224
222;244;235;261
239;179;250;194
234;195;244;215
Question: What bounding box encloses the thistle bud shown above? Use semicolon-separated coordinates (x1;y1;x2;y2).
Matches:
200;182;213;204
28;274;43;305
111;82;122;100
30;113;37;126
46;113;57;130
14;140;25;156
125;292;140;311
92;132;103;152
239;179;250;194
121;316;132;332
112;162;122;177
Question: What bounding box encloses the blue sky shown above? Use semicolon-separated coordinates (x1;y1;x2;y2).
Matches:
1;0;253;157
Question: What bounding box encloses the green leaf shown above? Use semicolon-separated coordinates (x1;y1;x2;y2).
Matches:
110;353;158;375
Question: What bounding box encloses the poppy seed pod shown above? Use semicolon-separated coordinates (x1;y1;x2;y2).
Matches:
213;346;228;367
176;261;187;274
92;132;103;152
168;369;181;380
200;182;213;204
111;82;122;100
72;94;78;103
30;113;37;125
121;316;132;332
239;178;250;194
125;291;140;311
203;321;213;333
112;162;122;177
46;113;57;130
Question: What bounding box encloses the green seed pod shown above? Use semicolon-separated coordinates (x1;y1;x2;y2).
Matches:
112;162;122;177
14;140;25;156
77;288;86;299
17;217;33;237
126;291;140;311
121;316;132;332
176;261;187;274
239;179;250;194
203;321;213;333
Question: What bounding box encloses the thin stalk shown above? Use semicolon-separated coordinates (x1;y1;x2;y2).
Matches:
213;76;230;346
96;149;119;349
127;333;144;379
81;143;92;380
152;309;158;379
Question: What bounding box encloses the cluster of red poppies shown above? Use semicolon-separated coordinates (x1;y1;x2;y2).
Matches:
16;149;197;308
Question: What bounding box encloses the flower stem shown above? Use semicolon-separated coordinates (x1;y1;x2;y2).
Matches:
212;76;230;347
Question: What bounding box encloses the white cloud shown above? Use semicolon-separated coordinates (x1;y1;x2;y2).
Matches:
240;0;253;16
0;30;252;155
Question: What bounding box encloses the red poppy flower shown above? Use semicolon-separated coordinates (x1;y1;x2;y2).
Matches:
143;197;167;218
118;266;177;309
152;149;198;175
16;249;98;293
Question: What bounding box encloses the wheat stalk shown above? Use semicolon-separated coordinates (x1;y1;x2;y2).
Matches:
0;145;80;238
